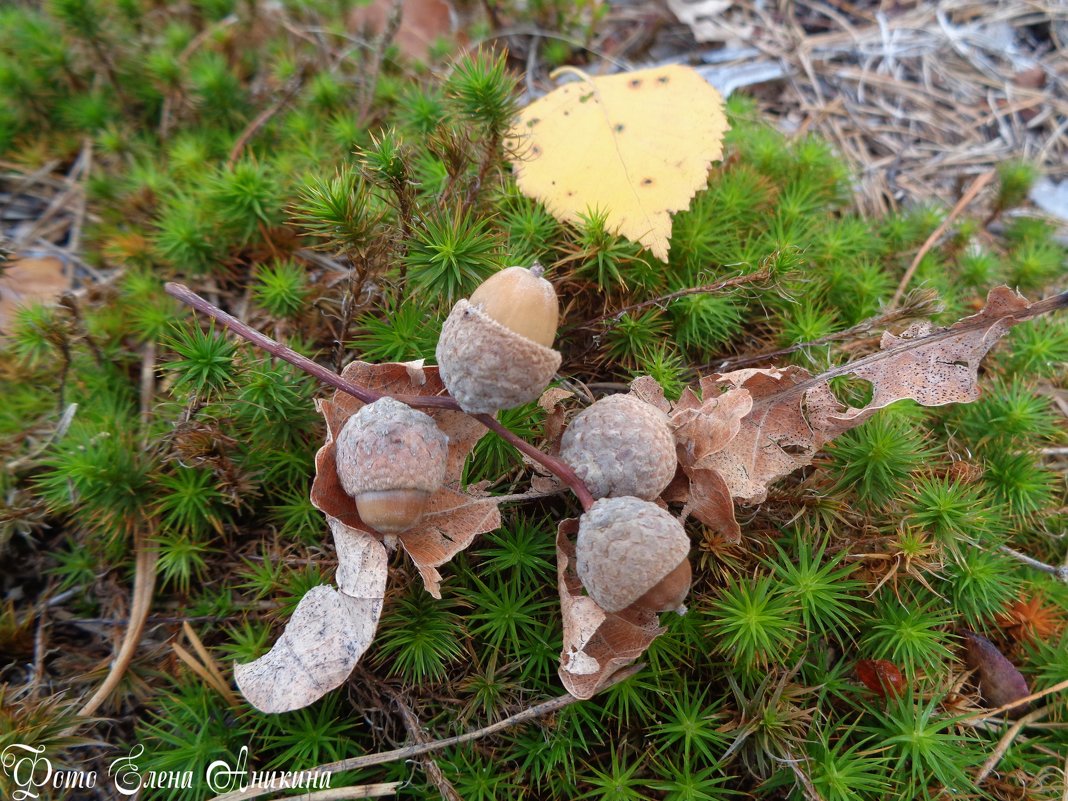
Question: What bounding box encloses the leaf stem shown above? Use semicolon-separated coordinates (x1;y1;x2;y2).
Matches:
163;283;595;511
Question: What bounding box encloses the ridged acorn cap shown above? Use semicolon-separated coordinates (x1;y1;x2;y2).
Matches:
436;299;562;414
335;397;448;497
576;497;690;613
561;394;677;500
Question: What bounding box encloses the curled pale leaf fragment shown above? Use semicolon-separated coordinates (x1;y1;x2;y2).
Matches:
557;519;662;699
310;360;498;597
670;377;752;470
508;65;728;262
234;581;385;713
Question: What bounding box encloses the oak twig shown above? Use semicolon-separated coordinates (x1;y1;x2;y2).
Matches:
163;283;595;510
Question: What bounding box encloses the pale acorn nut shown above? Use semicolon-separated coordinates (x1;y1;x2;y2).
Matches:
575;496;692;614
334;397;449;534
560;394;677;500
436;266;562;414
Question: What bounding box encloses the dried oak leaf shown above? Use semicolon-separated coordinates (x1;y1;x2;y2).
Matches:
964;630;1030;717
311;360;499;598
633;375;746;542
538;386;573;454
234;519;388;713
557;518;662;699
704;287;1036;504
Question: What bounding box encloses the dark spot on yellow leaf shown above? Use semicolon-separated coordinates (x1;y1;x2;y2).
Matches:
566;190;575;197
563;110;570;116
614;123;625;133
657;76;669;84
629;79;642;88
532;145;542;156
527;117;540;127
641;177;653;186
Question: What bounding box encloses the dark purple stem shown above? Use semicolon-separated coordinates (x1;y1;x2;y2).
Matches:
164;282;595;511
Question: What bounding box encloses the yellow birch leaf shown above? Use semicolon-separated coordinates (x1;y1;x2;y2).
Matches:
507;65;728;262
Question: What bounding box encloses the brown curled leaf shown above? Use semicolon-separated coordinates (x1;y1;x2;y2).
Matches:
538;386;572;454
629;375;671;413
633;375;746;542
398;486;502;598
310;360;497;596
557;518;662;699
702;287;1037;504
679;466;740;542
964;630;1030;716
670;377;752;470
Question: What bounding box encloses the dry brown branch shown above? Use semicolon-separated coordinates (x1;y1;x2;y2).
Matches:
975;703;1051;784
76;528;157;718
370;677;463;801
890;170;995;306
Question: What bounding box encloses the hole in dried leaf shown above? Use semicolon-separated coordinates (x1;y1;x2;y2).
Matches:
828;375;874;407
777;441;809;456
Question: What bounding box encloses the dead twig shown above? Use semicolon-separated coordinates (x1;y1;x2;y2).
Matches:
999;545;1068;583
209;665;642;801
76;528;157;718
975;703;1051;785
890;170;995;307
571;267;772;330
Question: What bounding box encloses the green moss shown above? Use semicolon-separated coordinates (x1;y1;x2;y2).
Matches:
3;7;1067;800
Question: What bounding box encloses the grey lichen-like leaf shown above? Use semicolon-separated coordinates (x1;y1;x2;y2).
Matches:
234;524;387;713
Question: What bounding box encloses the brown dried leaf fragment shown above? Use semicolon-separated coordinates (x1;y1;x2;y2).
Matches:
538;386;572;453
655;375;749;542
310;361;497;597
670;377;752;470
964;630;1030;717
703;287;1037;504
557;519;662;699
398;486;502;597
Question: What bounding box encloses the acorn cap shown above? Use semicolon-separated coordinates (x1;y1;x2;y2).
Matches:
561;394;677;500
436;299;562;414
335;397;449;498
576;497;690;613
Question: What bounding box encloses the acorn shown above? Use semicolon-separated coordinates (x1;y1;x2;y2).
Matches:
560;394;677;500
334;397;449;534
436;265;562;414
575;497;692;614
